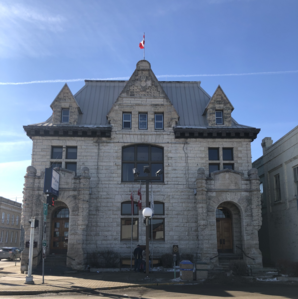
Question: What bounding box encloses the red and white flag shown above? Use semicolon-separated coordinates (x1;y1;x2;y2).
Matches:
139;34;145;49
137;185;142;210
130;190;134;215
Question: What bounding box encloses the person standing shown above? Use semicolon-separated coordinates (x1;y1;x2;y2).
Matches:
133;245;142;272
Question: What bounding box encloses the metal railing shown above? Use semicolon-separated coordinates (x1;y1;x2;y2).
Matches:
236;246;255;261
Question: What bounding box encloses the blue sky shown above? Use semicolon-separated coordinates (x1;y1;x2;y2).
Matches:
0;0;297;202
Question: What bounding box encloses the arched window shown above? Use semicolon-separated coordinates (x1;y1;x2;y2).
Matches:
121;201;138;215
216;207;231;219
122;145;164;182
54;208;69;218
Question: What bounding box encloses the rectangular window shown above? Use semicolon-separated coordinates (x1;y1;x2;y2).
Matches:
2;212;4;224
274;174;281;202
153;202;164;215
12;215;14;225
155;114;164;130
121;202;138;215
15;232;18;243
121;218;138;240
0;231;3;243
66;162;77;174
223;164;234;170
223;148;233;160
5;232;8;243
216;111;223;125
7;214;9;224
209;164;220;174
123;113;132;129
11;232;13;243
61;109;69;123
208;148;219;160
149;218;165;240
139;113;148;130
51;146;63;159
260;182;264;194
66;147;77;159
16;216;19;226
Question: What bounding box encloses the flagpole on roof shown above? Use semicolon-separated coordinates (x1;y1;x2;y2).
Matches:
144;32;145;60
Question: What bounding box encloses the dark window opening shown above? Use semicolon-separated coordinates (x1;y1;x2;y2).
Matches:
51;162;62;168
223;148;233;161
121;201;138;215
54;208;69;218
123;113;132;129
153;202;164;215
216;207;231;218
121;219;138;240
51;147;63;159
148;218;165;240
66;162;77;174
155;114;164;130
209;164;220;174
139;113;148;130
66;147;77;159
223;164;234;170
216;111;223;125
61;109;69;123
209;148;219;160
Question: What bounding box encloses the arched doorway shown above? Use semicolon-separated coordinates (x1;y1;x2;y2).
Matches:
50;207;69;254
216;207;233;253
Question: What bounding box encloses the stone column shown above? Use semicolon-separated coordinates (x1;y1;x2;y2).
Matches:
246;168;263;266
196;168;214;263
67;167;90;270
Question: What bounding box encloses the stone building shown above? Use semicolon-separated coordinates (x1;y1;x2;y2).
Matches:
253;126;298;265
0;196;22;248
21;60;263;272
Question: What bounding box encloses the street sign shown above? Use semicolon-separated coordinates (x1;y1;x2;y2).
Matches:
42;241;47;247
43;204;48;216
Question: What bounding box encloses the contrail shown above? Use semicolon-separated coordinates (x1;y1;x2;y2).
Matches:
0;70;297;85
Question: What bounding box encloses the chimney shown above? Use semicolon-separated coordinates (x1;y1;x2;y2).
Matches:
261;137;273;154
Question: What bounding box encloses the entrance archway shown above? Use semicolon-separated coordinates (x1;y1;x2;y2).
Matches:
50;207;69;254
216;207;233;253
216;202;242;255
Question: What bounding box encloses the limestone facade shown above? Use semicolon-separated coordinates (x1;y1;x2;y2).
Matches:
253;126;298;264
0;197;22;248
21;60;263;271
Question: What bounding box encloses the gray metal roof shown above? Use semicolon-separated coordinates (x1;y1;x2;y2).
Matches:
30;80;253;129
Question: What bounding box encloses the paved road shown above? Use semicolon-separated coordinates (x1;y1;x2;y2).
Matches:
3;284;298;299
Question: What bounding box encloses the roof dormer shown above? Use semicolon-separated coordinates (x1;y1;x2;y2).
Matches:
50;84;82;125
203;85;234;127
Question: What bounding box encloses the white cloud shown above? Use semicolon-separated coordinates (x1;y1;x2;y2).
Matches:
0;160;31;203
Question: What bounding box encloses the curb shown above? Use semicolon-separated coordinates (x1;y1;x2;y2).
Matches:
0;281;191;295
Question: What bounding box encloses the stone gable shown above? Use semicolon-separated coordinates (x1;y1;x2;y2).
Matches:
204;85;234;127
50;84;82;125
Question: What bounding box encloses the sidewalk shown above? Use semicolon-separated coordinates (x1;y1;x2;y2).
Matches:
0;262;186;295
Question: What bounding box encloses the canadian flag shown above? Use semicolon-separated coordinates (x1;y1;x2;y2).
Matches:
130;190;134;215
137;186;142;210
139;34;145;49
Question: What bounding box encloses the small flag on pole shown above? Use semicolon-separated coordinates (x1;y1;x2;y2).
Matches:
130;190;134;215
137;184;142;210
139;34;145;49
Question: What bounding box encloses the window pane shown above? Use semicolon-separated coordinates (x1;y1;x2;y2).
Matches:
121;202;138;215
122;163;135;182
151;147;163;162
121;219;138;240
61;109;69;123
154;203;164;215
51;147;63;159
123;113;131;121
223;164;234;170
151;164;163;181
139;114;147;129
208;148;219;160
66;147;77;159
155;114;163;129
149;219;164;240
209;164;219;173
123;122;131;129
66;162;77;173
137;146;149;161
123;113;131;129
223;148;233;160
155;115;163;121
137;163;149;177
216;111;222;117
123;146;135;161
55;208;69;218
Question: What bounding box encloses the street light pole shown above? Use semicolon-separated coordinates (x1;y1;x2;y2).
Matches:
133;166;162;276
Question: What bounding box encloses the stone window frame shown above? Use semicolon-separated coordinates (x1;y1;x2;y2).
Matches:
208;147;235;174
121;144;164;182
138;113;148;130
274;173;281;202
1;212;4;224
215;110;223;125
50;145;77;171
154;113;164;130
120;218;139;241
61;108;70;123
123;112;132;130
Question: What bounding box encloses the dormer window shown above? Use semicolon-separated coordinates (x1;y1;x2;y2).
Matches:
61;109;70;123
215;111;223;125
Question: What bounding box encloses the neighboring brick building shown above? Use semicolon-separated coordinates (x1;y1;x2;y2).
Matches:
0;197;22;248
253;126;298;265
21;60;263;271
